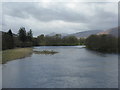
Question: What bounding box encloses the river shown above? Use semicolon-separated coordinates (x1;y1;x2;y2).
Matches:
2;46;118;88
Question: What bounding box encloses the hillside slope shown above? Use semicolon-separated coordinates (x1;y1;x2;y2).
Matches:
68;30;103;38
98;27;120;37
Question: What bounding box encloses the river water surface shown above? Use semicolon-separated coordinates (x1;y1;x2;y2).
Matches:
2;46;118;88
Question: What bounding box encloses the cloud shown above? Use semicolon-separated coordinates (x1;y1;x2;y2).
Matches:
2;2;118;36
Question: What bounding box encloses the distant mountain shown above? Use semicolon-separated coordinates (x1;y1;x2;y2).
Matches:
97;27;120;37
46;32;56;36
68;30;103;38
47;32;68;37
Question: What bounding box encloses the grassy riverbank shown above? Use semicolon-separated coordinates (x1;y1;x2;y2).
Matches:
2;48;33;64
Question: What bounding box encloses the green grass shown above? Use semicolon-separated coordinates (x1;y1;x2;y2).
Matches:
33;50;58;55
2;48;33;64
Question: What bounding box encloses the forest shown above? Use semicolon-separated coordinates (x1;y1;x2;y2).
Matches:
2;27;85;50
86;34;119;53
2;27;119;53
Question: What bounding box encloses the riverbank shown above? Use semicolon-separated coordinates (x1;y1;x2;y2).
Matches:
2;48;33;64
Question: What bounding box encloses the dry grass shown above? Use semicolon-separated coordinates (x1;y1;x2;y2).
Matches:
2;48;33;64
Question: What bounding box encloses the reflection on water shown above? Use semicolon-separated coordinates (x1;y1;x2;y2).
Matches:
2;46;118;88
85;49;108;57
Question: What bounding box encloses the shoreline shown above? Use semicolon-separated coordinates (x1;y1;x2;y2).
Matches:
1;45;118;64
2;48;33;64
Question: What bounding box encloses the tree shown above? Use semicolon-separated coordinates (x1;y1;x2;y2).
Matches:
52;34;62;45
86;34;118;53
79;38;86;45
37;34;46;45
62;36;78;45
37;34;79;46
33;37;39;46
7;29;14;48
2;29;14;50
7;29;13;36
27;29;33;41
18;27;27;42
118;37;120;53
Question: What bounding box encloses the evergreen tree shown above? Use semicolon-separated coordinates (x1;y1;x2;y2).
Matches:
7;29;13;36
27;29;33;41
2;29;14;50
7;29;14;49
18;27;27;42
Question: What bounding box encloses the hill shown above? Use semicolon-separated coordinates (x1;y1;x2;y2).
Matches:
68;30;103;38
97;27;120;37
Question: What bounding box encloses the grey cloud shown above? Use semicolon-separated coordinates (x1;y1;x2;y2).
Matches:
3;2;36;18
3;2;89;23
3;2;117;23
2;2;118;36
89;9;117;30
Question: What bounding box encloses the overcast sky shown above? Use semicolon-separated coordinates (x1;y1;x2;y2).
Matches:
2;1;118;36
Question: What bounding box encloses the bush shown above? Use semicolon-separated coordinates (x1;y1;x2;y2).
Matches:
86;34;118;53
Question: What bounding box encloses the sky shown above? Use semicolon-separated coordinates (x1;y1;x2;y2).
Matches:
1;0;118;36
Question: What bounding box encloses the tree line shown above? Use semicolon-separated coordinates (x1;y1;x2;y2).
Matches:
2;27;33;50
36;34;85;46
86;34;119;53
2;27;86;50
2;27;119;53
